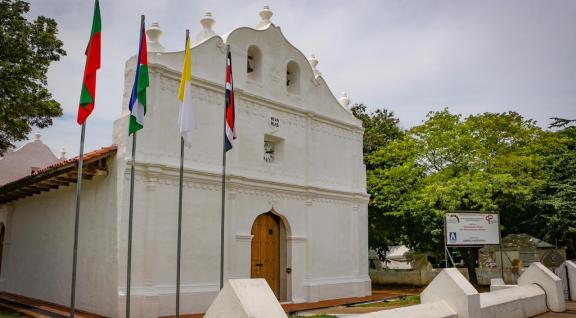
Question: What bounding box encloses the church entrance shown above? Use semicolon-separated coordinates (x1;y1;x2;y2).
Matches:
251;211;286;299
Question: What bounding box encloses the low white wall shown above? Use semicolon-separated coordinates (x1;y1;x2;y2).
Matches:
203;263;565;318
480;285;546;318
421;269;480;318
370;268;518;286
343;301;457;318
352;263;564;318
518;262;565;312
567;260;576;301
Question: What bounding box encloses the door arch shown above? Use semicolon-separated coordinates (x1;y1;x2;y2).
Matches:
250;211;290;300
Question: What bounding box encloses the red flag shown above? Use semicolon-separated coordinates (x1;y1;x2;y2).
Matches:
77;0;101;125
224;49;235;151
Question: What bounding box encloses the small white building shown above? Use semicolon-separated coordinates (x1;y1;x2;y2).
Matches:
0;8;370;317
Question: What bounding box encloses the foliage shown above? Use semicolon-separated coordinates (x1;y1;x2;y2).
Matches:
549;117;576;128
351;104;403;258
532;127;576;256
364;109;567;285
0;0;66;154
351;103;402;168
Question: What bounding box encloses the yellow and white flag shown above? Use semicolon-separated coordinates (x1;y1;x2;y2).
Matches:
178;34;195;147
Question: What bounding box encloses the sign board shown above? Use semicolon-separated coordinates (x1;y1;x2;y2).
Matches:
445;212;500;246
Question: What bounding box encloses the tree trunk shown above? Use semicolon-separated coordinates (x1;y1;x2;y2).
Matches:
567;237;575;259
458;247;480;287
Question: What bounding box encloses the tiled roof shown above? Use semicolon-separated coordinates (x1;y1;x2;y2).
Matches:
32;145;117;176
0;145;117;204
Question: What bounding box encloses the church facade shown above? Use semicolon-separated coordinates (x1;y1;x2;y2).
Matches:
0;8;370;317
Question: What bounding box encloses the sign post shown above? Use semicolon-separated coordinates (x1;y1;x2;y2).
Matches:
444;211;502;276
445;212;500;246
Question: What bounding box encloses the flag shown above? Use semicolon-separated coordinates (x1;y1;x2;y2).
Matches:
224;49;235;152
178;33;195;147
77;0;101;125
128;19;149;135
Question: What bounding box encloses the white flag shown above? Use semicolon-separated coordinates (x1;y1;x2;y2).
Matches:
178;35;195;147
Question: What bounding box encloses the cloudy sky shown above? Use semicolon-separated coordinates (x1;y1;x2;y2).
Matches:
21;0;576;156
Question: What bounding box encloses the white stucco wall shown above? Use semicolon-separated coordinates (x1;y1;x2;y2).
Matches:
0;158;118;317
109;22;369;317
0;19;368;318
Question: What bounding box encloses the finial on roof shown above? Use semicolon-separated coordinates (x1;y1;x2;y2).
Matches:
197;12;217;43
34;131;41;141
339;93;351;109
60;148;67;160
308;54;321;77
146;21;165;52
256;5;273;29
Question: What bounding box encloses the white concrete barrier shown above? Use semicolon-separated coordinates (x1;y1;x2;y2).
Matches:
489;278;516;292
203;263;565;318
203;279;287;318
343;301;457;318
480;285;546;318
421;268;481;318
567;260;576;301
355;264;560;318
517;262;566;312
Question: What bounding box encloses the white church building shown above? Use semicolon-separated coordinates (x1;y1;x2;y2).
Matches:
0;7;370;317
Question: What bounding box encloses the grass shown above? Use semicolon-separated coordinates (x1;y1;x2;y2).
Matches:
289;315;337;318
0;307;27;317
355;295;420;308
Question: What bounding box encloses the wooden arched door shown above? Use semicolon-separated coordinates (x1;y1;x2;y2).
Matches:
251;212;280;298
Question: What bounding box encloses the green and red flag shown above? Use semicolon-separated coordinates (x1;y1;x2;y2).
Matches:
77;0;101;125
128;18;149;134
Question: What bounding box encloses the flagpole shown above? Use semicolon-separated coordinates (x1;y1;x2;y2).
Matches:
219;44;231;290
175;29;189;318
70;122;86;318
126;131;136;318
125;15;145;318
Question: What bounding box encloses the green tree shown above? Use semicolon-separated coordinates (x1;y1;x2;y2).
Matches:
351;103;402;168
532;127;576;257
366;109;562;285
0;0;66;154
351;104;403;258
549;117;576;128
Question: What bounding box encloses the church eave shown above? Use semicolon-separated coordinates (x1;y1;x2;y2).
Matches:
0;145;117;204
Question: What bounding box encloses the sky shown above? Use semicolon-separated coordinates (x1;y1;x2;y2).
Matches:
19;0;576;156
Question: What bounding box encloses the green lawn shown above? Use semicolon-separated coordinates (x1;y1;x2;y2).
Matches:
355;295;420;308
290;315;337;318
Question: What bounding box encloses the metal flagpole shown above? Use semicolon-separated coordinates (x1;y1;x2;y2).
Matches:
70;122;86;318
443;215;448;268
126;131;137;318
176;136;184;317
498;211;504;280
219;44;231;290
175;28;189;318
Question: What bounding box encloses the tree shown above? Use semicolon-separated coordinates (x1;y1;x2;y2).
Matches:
0;0;66;154
351;103;402;167
351;104;403;259
549;117;576;128
532;127;576;258
366;109;562;286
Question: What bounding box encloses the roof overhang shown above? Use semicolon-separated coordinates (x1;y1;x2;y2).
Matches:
0;145;117;204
